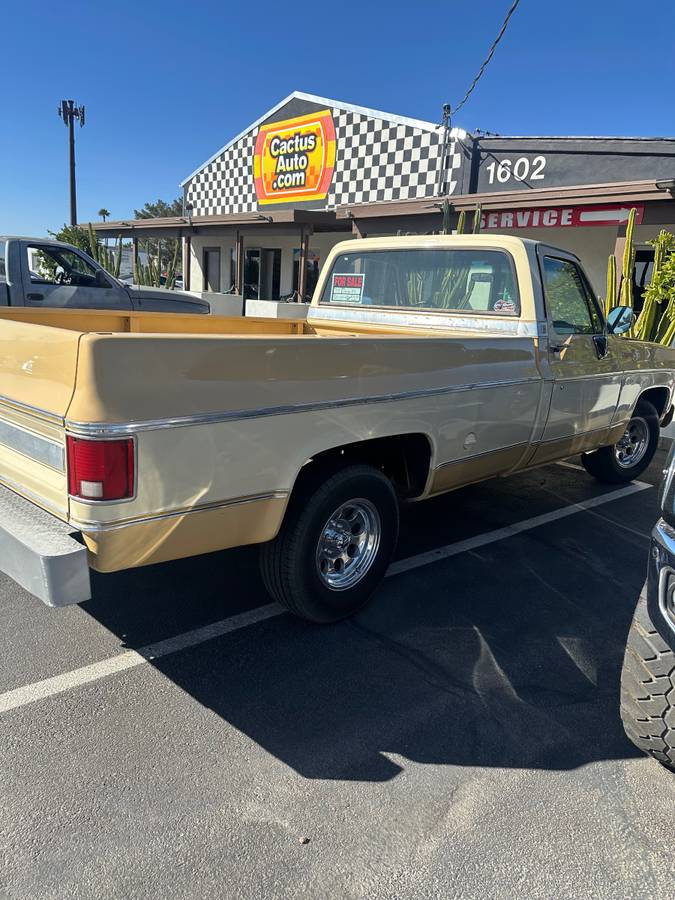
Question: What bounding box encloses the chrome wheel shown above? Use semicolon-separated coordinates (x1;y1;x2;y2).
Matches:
316;498;381;590
615;416;649;469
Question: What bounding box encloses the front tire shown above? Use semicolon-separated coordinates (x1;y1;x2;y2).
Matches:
620;587;675;771
260;464;399;623
581;400;659;484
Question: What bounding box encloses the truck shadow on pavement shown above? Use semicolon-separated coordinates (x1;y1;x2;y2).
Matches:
83;464;653;781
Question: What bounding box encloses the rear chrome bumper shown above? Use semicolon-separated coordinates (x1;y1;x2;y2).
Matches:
0;483;90;607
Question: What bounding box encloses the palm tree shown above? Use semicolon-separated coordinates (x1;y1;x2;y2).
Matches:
98;208;110;222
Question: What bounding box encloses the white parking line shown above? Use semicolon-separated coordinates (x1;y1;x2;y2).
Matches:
0;604;282;714
0;479;651;715
387;480;650;576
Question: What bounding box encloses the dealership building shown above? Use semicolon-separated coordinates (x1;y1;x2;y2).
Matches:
93;91;675;305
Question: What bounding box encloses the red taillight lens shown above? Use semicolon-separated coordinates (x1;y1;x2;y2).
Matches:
66;437;135;501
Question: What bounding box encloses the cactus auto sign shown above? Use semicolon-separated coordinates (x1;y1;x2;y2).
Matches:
253;109;336;207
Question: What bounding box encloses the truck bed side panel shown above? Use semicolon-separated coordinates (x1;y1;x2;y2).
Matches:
0;319;80;517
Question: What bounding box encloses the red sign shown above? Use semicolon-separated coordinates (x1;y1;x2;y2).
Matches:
330;272;365;304
480;204;644;230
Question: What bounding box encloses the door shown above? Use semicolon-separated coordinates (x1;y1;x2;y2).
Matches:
20;242;132;309
203;248;221;292
534;249;623;461
243;248;260;299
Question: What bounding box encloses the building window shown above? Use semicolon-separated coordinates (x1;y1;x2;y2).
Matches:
633;248;654;313
244;248;281;300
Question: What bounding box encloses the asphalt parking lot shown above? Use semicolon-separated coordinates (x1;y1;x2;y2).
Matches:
2;453;674;900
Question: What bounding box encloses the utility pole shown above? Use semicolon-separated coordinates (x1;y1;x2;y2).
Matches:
57;100;86;226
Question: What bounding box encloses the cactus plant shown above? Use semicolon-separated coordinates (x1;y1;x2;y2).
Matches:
604;254;616;317
133;240;178;289
628;230;675;344
86;222;122;278
618;207;636;308
472;203;482;234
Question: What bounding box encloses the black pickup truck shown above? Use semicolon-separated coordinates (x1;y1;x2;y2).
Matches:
621;444;675;770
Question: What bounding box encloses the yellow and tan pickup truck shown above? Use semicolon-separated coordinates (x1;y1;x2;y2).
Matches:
0;235;673;622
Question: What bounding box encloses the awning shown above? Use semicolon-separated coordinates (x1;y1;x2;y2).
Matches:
84;209;348;238
336;178;675;221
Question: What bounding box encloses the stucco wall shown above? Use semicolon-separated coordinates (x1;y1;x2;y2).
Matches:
189;233;235;292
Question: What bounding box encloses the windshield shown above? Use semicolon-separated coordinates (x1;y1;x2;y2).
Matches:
319;248;519;314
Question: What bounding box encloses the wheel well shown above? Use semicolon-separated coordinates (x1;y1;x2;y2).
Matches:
294;434;433;500
638;386;670;419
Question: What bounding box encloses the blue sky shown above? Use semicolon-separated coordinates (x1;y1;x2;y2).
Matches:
3;0;673;236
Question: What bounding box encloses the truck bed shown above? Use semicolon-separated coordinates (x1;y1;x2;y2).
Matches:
0;307;308;336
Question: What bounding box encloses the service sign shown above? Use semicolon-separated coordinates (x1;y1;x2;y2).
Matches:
254;109;336;206
480;204;645;230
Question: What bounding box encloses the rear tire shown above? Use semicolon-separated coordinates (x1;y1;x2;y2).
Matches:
260;464;399;623
581;400;659;484
620;587;675;771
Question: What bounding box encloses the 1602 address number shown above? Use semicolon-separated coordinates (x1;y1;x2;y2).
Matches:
485;155;547;185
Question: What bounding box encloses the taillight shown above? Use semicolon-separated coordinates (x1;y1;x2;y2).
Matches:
66;437;135;501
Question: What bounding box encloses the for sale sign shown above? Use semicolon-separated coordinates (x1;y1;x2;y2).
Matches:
480;204;644;230
330;273;365;304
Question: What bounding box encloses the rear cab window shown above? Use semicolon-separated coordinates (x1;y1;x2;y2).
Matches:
0;241;6;282
320;248;520;315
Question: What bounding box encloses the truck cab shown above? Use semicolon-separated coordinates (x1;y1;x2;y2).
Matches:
0;236;209;314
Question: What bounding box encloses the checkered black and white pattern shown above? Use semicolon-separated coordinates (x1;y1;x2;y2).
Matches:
185;105;463;216
326;108;461;207
186;129;258;216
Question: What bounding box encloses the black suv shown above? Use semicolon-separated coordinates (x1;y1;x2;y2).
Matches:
621;444;675;770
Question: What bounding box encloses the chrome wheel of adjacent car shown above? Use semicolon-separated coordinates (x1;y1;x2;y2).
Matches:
614;416;650;469
316;498;381;590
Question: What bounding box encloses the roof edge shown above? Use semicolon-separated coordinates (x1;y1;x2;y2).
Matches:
179;90;448;188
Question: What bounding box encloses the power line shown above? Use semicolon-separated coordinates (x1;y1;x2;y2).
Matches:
451;0;522;117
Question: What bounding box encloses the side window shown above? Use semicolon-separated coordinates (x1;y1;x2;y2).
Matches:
0;242;5;282
27;246;107;288
27;246;59;284
542;256;601;335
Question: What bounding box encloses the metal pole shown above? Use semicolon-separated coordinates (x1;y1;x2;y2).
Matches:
68;101;77;226
183;236;191;291
132;237;139;283
58;100;85;227
237;233;246;316
297;227;311;302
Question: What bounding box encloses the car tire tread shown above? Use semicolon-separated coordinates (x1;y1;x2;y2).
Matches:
620;586;675;771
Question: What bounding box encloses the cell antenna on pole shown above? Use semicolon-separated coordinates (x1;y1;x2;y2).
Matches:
57;99;86;226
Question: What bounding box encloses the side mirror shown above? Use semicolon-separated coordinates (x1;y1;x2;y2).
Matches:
95;268;110;287
607;305;634;335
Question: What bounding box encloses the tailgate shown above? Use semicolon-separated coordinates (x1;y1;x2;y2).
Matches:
0;316;81;519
